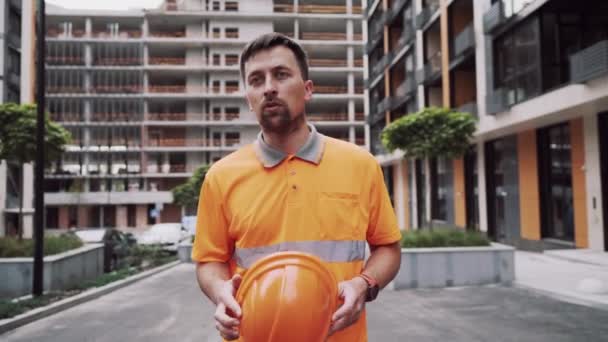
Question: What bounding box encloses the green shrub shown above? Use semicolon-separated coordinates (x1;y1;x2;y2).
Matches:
0;234;83;258
401;229;490;248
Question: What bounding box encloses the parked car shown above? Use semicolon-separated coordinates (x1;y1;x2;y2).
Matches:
136;223;190;253
74;228;136;272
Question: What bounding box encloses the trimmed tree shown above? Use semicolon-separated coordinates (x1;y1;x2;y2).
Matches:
171;164;210;214
381;106;476;228
0;103;72;239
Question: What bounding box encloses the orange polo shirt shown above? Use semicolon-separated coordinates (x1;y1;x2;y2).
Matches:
192;124;401;342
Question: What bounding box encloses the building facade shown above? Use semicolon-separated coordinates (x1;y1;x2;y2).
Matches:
0;0;36;237
367;0;608;252
42;0;366;230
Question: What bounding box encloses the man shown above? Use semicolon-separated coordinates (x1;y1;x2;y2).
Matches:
192;33;402;341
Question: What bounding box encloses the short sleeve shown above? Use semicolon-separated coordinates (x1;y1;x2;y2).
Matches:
191;170;234;263
366;162;402;246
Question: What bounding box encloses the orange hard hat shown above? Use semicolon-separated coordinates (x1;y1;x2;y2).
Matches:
235;251;339;342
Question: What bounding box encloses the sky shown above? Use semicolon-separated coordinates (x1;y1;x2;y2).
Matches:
46;0;164;10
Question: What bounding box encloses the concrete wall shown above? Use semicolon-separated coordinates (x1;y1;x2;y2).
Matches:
239;0;274;14
584;114;605;251
394;243;515;289
0;244;104;299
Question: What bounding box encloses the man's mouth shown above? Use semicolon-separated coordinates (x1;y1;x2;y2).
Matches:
263;101;283;110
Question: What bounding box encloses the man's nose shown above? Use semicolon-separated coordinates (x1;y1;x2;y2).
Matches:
263;77;277;97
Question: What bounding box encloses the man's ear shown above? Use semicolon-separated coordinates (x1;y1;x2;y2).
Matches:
304;80;314;101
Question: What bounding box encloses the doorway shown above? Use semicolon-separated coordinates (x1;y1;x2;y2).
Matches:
485;136;520;245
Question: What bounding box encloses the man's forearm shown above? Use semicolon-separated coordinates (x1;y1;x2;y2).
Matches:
362;242;401;288
196;261;232;304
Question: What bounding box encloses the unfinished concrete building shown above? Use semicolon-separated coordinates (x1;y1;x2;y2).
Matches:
43;0;366;229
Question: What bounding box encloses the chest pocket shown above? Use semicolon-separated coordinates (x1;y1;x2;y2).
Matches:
316;192;364;240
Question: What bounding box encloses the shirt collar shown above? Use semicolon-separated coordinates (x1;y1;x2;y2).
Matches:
253;123;325;168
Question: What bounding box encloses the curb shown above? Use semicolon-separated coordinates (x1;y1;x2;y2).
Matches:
513;281;608;312
0;260;182;335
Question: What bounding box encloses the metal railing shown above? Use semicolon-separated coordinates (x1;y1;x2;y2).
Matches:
148;57;186;65
570;40;608;83
457;101;478;118
486;87;509;115
417;51;442;84
415;1;440;29
483;1;506;34
371;52;394;80
453;23;475;58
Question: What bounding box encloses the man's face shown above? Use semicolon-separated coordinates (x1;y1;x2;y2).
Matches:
244;46;313;134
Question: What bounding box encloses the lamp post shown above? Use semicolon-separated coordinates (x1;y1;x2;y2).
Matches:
33;0;46;297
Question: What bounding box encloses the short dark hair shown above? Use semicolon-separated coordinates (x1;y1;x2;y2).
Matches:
240;33;309;82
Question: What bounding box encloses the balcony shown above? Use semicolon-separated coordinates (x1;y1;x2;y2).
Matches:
92;30;142;39
147;112;187;121
457;101;478;118
94;57;142;66
225;138;241;147
149;31;186;38
274;4;362;14
396;26;415;52
371;52;394;80
314;85;349;94
146;138;222;148
309;113;349;121
417;52;442;85
50;113;82;122
300;32;352;41
415;2;440;30
47;28;86;38
370;11;388;38
148;85;187;93
47;86;86;94
91;85;142;94
483;1;506;34
92;112;141;122
570;40;608;84
486;87;509;115
390;75;417;110
47;56;85;66
310;59;347;67
453;23;475;58
388;0;409;23
366;33;382;54
149;57;186;65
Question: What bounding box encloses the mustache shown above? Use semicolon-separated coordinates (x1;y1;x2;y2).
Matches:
262;98;285;109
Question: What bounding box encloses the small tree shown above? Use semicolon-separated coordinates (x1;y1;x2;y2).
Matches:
171;164;210;214
0;103;71;239
381;107;476;228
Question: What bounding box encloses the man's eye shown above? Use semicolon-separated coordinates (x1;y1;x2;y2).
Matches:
249;77;261;85
277;72;288;79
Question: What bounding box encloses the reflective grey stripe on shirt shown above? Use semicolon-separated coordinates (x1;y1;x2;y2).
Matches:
234;240;366;269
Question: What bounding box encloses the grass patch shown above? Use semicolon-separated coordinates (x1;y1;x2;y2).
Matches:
0;293;68;319
401;228;490;248
0;234;83;258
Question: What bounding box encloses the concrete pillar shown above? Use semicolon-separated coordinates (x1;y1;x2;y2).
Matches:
584;114;605;251
294;20;299;39
136;205;148;228
571;118;589;249
58;206;69;229
477;140;488;233
347;0;353;14
347;20;353;41
116;205;128;228
394;162;405;229
142;18;148;37
78;206;89;228
410;159;419;229
143;44;149;66
85;18;92;37
0;161;6;236
22;164;34;238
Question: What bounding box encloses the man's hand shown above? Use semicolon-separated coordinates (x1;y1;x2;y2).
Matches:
328;276;368;336
213;274;243;341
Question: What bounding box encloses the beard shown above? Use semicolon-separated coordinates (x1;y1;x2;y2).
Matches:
260;104;303;134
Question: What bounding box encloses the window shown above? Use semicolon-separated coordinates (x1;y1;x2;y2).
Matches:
212;107;221;120
225;80;239;93
225;107;240;120
225;132;240;146
213;54;221;65
226;1;238;11
212;27;220;38
225;28;239;39
225;54;239;66
107;23;120;37
212;80;221;93
212;1;220;11
494;17;540;105
431;158;453;223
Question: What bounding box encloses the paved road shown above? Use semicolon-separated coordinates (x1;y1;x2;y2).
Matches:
2;263;608;342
